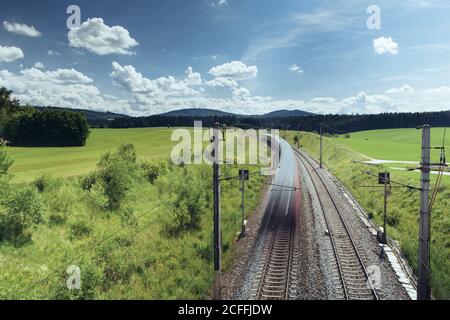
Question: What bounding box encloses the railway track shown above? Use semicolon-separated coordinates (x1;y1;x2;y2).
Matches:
254;220;296;300
295;149;379;300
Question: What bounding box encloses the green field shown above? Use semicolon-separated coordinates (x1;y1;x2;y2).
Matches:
6;128;178;182
333;128;449;162
287;129;450;299
0;129;266;299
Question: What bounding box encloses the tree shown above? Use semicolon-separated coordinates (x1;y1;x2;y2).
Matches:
3;109;90;146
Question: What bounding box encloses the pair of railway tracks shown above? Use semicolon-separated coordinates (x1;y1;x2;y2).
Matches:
295;149;379;300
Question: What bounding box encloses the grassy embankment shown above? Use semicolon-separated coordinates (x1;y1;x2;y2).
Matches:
0;128;266;299
287;128;449;299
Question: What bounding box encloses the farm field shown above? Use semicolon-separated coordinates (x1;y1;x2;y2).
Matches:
287;129;449;299
333;128;449;162
6;128;178;182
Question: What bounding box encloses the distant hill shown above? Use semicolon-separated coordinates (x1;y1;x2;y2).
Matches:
260;110;315;118
161;108;234;117
160;108;314;118
36;106;129;122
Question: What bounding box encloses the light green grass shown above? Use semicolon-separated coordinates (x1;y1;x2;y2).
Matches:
332;128;449;162
6;128;177;182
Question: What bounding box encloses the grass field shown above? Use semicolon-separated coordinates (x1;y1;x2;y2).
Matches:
6;128;178;182
333;128;449;162
0;131;266;299
287;129;450;299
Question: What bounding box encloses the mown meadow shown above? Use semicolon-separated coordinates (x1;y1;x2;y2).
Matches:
288;129;449;299
0;129;266;299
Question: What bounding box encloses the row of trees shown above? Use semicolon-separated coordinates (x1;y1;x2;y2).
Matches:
0;87;90;147
110;111;450;133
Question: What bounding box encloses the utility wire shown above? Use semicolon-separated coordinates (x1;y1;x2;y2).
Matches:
320;123;352;135
361;170;421;191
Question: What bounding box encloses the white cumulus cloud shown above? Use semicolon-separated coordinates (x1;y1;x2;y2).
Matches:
34;62;45;69
3;21;41;37
208;61;258;80
0;46;24;63
373;36;399;55
289;64;304;73
0;66;127;113
68;18;139;55
385;84;415;94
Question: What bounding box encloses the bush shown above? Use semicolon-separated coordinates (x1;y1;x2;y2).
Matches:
97;160;131;210
85;183;109;212
48;213;67;226
86;144;138;210
141;161;166;184
34;173;61;193
0;148;13;177
0;188;44;242
81;172;97;191
69;221;92;240
47;183;77;224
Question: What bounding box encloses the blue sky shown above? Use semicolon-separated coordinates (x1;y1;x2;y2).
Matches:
1;0;450;115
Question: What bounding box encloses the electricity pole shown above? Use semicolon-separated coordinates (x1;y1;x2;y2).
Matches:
320;124;323;169
382;170;389;245
240;177;245;235
418;124;431;300
212;122;221;300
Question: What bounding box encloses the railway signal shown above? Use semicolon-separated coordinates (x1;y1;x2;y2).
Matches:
239;169;250;236
378;171;391;245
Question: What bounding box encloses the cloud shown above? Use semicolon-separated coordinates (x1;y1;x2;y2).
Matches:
184;66;202;86
208;61;258;80
68;18;139;55
211;0;228;7
47;50;60;56
289;64;304;74
424;86;450;94
0;46;24;62
0;66;127;113
3;21;41;37
385;84;415;94
232;87;251;100
206;77;238;88
373;37;399;55
34;62;45;69
110;62;201;111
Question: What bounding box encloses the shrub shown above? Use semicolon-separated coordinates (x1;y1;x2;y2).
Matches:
85;183;109;212
94;144;138;210
34;173;61;193
69;221;92;240
0;148;13;177
97;160;131;210
81;172;97;191
47;183;77;224
0;188;44;242
48;213;67;226
141;161;166;184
